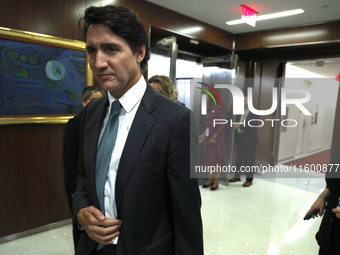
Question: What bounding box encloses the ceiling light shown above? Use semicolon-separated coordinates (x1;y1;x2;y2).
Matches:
226;9;304;26
178;27;202;34
189;39;199;45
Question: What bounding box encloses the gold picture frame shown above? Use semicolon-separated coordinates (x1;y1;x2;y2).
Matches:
0;27;93;125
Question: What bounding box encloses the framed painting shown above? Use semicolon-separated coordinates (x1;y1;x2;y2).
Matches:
0;27;93;125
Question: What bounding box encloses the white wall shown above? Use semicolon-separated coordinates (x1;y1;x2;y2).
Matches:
148;53;171;77
148;53;204;109
148;53;204;79
278;64;339;161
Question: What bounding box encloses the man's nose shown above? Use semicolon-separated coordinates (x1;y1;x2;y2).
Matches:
94;51;108;70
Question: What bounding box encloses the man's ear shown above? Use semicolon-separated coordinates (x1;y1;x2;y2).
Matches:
136;46;146;63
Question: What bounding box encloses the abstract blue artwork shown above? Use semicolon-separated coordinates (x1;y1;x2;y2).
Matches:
0;37;86;116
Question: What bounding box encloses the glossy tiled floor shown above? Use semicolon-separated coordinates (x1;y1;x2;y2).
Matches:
201;175;323;255
0;174;325;255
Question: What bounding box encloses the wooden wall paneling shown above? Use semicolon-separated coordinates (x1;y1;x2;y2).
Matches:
0;124;71;238
236;41;340;63
235;21;340;50
0;0;86;41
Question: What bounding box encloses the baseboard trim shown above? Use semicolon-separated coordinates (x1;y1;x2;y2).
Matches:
0;219;72;244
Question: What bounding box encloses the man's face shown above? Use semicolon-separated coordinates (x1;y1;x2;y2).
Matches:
86;23;145;99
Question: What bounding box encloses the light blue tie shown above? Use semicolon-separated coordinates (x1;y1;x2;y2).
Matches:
95;100;121;214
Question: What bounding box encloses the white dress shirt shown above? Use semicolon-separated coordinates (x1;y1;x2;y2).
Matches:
97;76;146;244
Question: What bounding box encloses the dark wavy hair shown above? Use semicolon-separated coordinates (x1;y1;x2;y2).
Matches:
79;5;150;72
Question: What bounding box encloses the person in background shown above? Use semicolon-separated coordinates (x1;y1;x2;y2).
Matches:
305;152;340;255
81;86;105;107
148;75;177;100
63;86;104;249
199;96;226;190
73;5;203;255
229;96;258;187
174;89;186;106
149;75;186;106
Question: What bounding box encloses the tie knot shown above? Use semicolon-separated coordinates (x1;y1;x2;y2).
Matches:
110;100;121;116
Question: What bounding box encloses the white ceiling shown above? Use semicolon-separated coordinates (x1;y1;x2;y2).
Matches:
146;0;340;34
146;0;340;78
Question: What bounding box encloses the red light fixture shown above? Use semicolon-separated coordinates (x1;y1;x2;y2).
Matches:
241;5;257;27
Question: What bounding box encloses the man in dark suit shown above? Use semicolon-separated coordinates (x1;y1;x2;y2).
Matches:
73;5;203;255
229;96;258;187
63;86;104;249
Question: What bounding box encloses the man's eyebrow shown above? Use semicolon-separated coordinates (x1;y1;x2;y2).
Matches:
85;45;94;51
86;43;121;50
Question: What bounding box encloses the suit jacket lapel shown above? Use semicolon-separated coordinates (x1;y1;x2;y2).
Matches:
115;85;157;213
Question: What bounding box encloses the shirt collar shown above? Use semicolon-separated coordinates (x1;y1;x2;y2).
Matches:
107;76;147;113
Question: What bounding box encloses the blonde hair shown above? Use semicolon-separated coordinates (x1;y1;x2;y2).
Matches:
148;75;177;101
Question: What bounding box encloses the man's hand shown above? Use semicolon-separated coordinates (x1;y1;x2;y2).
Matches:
304;195;327;219
77;206;122;244
332;206;340;219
